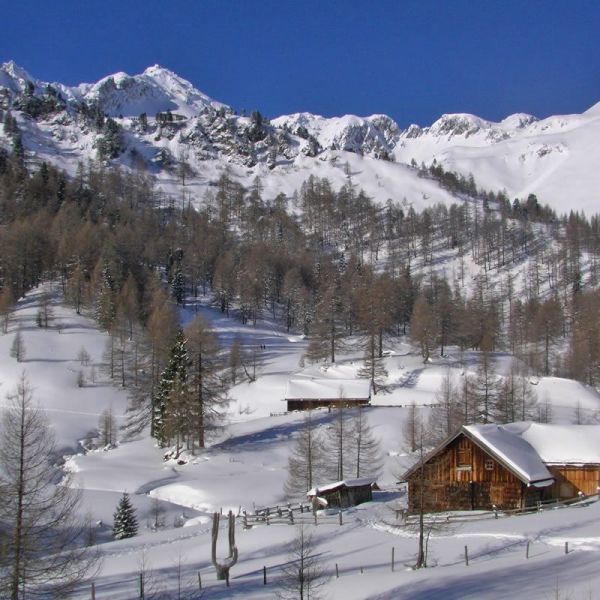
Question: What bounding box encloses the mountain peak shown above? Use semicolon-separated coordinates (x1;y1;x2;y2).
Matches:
1;60;33;82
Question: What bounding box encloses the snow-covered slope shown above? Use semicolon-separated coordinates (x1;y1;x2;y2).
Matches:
76;64;226;118
6;287;600;599
2;60;600;214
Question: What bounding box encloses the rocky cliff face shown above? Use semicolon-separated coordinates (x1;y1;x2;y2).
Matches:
2;61;600;213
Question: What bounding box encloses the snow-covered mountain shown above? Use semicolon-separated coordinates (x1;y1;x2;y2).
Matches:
2;60;600;214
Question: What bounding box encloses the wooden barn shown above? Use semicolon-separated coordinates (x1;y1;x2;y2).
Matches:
403;423;600;513
283;378;371;412
307;478;379;509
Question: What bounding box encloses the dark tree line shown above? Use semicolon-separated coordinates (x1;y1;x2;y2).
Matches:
0;145;598;420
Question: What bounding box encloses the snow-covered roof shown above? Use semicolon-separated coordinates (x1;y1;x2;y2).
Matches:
307;477;378;497
284;378;371;401
501;422;600;465
464;424;554;486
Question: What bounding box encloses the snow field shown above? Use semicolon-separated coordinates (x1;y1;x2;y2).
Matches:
3;287;600;598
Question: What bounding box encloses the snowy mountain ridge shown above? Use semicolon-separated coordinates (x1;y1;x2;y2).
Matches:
2;61;600;214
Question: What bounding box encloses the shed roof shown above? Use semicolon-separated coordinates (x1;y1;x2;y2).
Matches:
307;477;377;497
284;378;371;401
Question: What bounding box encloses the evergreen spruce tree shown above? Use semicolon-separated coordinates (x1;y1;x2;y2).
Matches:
351;405;383;479
113;492;138;540
152;329;189;447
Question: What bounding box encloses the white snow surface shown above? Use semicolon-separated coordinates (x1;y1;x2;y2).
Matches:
5;289;600;598
504;422;600;465
284;377;371;400
3;60;600;214
464;424;554;485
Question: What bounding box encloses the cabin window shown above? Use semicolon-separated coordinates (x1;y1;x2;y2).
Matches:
485;459;494;471
457;445;471;467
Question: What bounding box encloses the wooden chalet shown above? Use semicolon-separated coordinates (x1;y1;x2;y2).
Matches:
403;423;600;513
307;478;379;509
283;378;371;412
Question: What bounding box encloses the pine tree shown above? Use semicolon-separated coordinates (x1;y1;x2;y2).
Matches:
0;284;15;333
152;329;189;447
326;402;353;481
0;374;97;596
10;329;25;362
228;336;242;385
351;406;383;479
410;294;438;363
94;259;117;331
284;411;326;498
428;369;462;443
113;492;138;540
185;315;229;450
304;283;343;364
471;351;502;423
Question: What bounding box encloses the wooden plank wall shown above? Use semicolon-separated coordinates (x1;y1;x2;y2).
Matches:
408;434;524;512
549;465;600;497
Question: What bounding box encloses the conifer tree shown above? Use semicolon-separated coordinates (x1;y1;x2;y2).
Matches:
10;329;25;362
351;406;383;479
326;401;353;481
471;351;502;423
410;294;438;363
152;329;189;447
0;374;97;596
285;411;326;498
304;283;342;364
113;492;138;540
185;315;228;450
0;284;15;333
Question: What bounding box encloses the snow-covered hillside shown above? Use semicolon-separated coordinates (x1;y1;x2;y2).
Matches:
2;61;600;214
3;286;600;599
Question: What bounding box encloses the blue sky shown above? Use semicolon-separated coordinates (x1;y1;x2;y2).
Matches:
2;1;599;127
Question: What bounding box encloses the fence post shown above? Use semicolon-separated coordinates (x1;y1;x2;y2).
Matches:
91;582;96;600
464;545;469;566
526;540;530;559
289;509;294;524
198;572;202;590
391;547;395;572
314;512;317;526
140;572;144;599
335;563;339;578
565;541;569;554
338;510;342;526
264;565;267;585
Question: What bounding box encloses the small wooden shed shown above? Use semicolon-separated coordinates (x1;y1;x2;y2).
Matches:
307;478;379;509
283;378;371;412
403;423;600;513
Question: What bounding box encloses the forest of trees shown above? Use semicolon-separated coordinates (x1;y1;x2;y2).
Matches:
0;139;600;447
